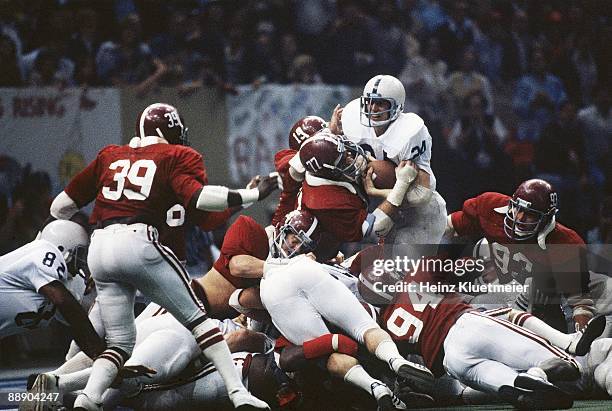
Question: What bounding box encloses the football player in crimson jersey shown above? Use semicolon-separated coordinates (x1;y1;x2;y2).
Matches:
49;103;274;411
271;116;327;227
446;179;595;332
375;253;583;410
261;209;435;410
197;215;270;320
288;132;419;261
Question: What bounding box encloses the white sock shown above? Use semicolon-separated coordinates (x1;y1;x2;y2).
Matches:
192;318;246;396
343;365;380;395
58;368;91;393
82;351;123;403
53;351;93;375
374;339;403;371
513;312;573;351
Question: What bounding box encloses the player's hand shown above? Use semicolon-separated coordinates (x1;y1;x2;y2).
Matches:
329;104;343;134
363;168;391;198
574;314;592;332
304;252;317;261
256;173;279;200
246;175;260;189
395;160;418;185
328;251;344;264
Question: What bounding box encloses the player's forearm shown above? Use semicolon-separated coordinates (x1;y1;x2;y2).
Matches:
192;186;259;211
50;191;80;220
55;296;106;358
229;255;265;278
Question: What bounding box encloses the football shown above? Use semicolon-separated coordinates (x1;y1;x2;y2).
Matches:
368;160;396;189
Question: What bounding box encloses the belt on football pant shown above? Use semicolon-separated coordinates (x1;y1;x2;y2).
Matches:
96;216;155;229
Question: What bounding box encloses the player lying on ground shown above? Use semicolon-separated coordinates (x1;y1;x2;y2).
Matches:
362;248;601;409
259;209;436;410
25;306;282;410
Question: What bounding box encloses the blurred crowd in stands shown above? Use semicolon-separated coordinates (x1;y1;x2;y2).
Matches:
0;0;610;244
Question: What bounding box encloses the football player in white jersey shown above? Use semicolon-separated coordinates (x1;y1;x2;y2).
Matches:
0;220;104;358
333;74;447;250
26;305;275;410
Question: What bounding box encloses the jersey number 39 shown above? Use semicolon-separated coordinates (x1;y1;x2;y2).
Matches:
102;159;157;201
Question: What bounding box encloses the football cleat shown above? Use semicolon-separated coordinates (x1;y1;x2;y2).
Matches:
371;381;407;410
230;388;270;410
390;358;435;394
498;372;574;409
567;315;606;356
73;393;102;411
19;373;60;411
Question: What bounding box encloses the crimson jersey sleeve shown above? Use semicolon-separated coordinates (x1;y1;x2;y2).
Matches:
271;149;301;227
169;148;208;207
212;215;269;288
64;147;112;207
450;192;509;237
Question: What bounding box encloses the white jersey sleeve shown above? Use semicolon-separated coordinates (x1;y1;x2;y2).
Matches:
2;239;67;292
342;98;436;189
0;240;68;337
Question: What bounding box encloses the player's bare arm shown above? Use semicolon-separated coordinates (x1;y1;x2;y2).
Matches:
38;281;105;359
229;255;265;278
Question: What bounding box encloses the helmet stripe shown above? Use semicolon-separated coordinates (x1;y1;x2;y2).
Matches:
371;76;383;95
139;104;153;138
305;215;318;237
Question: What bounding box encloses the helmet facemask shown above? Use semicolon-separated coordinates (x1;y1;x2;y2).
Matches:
63;245;90;281
335;139;367;182
273;220;318;259
503;197;555;241
360;95;401;127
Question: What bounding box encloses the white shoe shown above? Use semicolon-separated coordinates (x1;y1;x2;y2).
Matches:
19;373;60;411
73;393;102;411
229;388;270;410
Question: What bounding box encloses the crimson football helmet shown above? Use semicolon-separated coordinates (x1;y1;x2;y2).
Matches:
504;179;558;241
136;103;189;145
288;116;327;151
299;132;367;182
273;209;322;258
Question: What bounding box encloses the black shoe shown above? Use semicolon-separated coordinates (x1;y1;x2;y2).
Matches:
394;360;434;394
574;315;606;356
497;373;573;409
26;373;39;390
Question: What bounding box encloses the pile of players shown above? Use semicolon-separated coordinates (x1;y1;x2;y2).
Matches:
2;74;611;411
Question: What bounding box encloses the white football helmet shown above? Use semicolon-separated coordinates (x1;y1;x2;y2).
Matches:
360;74;405;127
40;220;89;277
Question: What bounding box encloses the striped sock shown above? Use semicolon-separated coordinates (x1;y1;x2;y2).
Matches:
191;318;245;395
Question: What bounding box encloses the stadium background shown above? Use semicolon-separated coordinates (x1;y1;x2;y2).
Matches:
0;0;610;408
